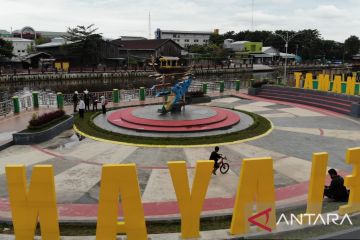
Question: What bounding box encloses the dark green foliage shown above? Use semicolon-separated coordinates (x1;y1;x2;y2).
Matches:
63;24;103;66
0;39;14;59
209;29;359;62
344;35;360;60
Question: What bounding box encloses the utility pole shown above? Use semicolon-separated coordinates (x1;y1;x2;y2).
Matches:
148;12;151;39
251;0;254;31
274;31;302;83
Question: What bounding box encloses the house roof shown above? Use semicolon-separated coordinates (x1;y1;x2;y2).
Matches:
36;39;74;48
24;52;52;59
251;53;273;58
2;37;34;42
112;39;183;50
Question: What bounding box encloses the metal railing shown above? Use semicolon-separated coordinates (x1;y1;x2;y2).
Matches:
19;95;33;111
0;80;250;117
0;100;13;117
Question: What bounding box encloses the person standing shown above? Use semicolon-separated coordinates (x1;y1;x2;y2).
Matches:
78;98;85;119
101;96;107;114
84;89;90;111
72;91;79;112
91;93;98;111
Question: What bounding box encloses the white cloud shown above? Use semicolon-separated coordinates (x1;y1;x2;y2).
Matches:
0;0;359;42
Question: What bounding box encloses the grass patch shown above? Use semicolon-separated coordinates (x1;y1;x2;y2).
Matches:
22;115;71;133
74;106;272;146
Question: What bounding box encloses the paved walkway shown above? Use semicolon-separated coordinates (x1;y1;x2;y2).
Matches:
0;93;358;221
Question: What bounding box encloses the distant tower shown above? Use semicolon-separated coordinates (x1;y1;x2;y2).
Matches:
148;11;152;39
251;0;254;31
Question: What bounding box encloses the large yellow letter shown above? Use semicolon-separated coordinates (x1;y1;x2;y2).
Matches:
300;153;328;223
230;158;276;235
96;164;147;240
168;160;213;238
318;74;324;91
6;165;59;240
332;75;342;93
294;72;302;88
346;76;356;95
339;148;360;215
323;74;330;92
304;73;313;89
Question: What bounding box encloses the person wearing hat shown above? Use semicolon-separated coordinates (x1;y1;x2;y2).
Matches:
101;96;107;114
72;91;79;112
84;89;90;111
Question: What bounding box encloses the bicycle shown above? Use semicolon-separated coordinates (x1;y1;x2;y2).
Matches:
218;155;231;174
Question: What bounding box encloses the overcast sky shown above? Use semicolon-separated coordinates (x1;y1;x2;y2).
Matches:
1;0;359;42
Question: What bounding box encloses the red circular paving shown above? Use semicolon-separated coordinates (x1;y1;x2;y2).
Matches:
107;107;241;132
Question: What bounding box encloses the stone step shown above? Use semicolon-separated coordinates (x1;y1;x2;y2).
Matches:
259;90;352;107
257;93;350;114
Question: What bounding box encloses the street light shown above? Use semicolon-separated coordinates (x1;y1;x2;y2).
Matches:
274;31;302;83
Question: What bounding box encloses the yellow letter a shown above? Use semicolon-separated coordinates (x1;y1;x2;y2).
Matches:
6;165;60;240
96;164;147;240
168;160;213;238
339;148;360;215
230;158;276;235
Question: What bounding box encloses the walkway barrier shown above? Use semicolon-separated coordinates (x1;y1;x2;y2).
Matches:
56;92;64;110
0;79;249;117
219;81;224;93
236;80;240;91
139;87;145;101
202;83;208;94
32;92;39;109
12;96;20;114
0;100;13;117
112;89;120;103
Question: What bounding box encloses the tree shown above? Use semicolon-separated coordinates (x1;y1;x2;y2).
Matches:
344;35;360;60
0;38;14;59
35;36;51;45
63;24;103;66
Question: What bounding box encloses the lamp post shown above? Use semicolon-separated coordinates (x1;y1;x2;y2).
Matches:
274;31;301;83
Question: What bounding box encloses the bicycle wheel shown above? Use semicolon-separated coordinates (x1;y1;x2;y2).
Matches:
220;163;230;174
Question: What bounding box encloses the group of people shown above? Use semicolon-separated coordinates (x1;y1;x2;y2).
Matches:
209;146;349;202
73;90;108;118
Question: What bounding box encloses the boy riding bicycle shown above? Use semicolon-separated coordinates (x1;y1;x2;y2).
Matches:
209;146;224;175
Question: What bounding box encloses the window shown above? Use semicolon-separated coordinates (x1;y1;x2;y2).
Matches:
203;39;208;43
17;50;20;53
173;34;177;38
194;39;199;42
22;50;25;52
185;39;189;42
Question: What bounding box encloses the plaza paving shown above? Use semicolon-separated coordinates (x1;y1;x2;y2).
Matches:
0;95;359;221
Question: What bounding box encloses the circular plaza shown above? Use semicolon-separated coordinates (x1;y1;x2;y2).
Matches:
1;94;360;238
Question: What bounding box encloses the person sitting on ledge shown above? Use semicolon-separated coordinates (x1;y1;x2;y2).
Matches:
324;168;349;202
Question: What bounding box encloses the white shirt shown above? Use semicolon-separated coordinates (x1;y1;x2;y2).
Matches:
79;100;85;109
